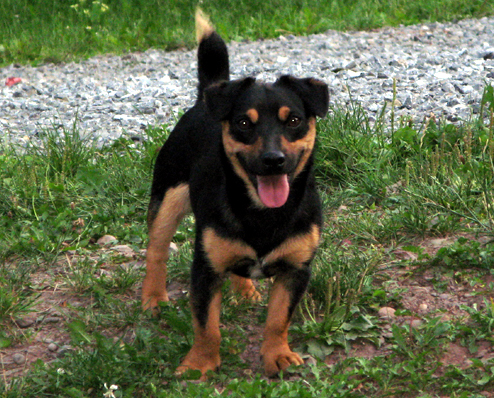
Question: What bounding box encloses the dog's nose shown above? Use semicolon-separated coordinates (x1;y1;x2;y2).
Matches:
261;151;285;168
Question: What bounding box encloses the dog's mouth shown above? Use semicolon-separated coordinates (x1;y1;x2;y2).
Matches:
256;174;289;208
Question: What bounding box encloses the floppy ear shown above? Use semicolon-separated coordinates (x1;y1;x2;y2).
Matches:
274;75;329;118
204;77;256;121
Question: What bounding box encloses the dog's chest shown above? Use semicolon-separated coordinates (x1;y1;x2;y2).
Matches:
201;223;320;279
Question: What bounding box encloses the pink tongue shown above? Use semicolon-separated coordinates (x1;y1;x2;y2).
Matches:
256;175;290;208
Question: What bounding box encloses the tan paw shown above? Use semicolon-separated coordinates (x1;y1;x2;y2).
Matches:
230;275;262;302
141;292;168;314
175;349;221;381
262;345;304;377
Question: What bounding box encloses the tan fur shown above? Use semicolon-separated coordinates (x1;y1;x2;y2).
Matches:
261;281;304;376
195;8;214;43
278;106;291;122
142;184;191;310
246;108;259;124
176;290;222;380
282;117;317;178
221;121;266;208
263;224;320;268
202;227;257;274
230;275;261;302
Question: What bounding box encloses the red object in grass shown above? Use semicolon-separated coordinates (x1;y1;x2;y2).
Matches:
5;77;22;86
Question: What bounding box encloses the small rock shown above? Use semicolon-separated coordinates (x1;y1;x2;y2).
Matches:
112;245;134;257
13;353;25;365
48;343;58;352
97;235;118;246
447;99;460;107
58;345;73;357
44;317;61;323
401;96;412;109
345;60;357;69
15;317;36;328
169;242;178;254
378;307;396;319
305;355;317;366
482;51;494;60
410;319;423;328
418;303;428;312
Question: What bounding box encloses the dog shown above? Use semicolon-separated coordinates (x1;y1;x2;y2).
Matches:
142;10;329;378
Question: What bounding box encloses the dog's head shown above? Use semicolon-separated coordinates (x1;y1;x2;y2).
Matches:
204;75;329;209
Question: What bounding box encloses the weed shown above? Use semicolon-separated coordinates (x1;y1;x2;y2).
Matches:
433;238;494;269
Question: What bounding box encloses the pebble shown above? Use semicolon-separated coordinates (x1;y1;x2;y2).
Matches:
410;319;423;328
1;17;494;145
44;317;61;323
169;242;178;254
57;345;73;357
48;343;58;352
13;353;25;365
111;244;134;257
14;317;36;328
378;307;396;319
97;235;118;246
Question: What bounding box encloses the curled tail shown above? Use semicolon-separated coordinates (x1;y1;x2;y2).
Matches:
195;9;230;100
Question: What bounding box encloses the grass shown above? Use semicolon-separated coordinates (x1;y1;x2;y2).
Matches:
1;82;494;396
2;1;494;397
0;0;493;66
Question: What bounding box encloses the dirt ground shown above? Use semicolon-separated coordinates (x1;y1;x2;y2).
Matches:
2;236;494;393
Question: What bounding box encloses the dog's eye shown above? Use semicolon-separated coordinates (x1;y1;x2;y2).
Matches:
287;116;302;128
237;118;253;130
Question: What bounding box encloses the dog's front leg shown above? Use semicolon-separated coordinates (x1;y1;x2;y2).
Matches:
176;252;223;379
260;268;310;377
142;184;191;312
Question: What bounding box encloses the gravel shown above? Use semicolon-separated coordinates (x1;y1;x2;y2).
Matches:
1;17;494;146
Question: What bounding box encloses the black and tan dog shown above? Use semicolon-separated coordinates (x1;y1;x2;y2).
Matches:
142;10;329;378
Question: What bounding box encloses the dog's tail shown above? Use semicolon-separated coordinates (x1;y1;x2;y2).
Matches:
195;9;230;100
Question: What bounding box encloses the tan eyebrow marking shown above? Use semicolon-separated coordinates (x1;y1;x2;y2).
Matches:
278;106;291;122
246;108;259;124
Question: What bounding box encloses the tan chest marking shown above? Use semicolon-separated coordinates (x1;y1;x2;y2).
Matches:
202;224;320;275
202;228;257;274
262;224;320;267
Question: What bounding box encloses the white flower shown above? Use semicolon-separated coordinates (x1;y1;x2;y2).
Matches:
103;383;119;398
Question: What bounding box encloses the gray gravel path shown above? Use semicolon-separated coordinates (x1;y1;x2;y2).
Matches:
1;17;493;146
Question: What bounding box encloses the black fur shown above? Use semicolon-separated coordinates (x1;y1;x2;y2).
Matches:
144;16;329;376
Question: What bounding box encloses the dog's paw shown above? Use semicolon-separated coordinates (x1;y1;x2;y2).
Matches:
175;349;221;381
141;292;169;314
230;275;262;302
261;345;304;377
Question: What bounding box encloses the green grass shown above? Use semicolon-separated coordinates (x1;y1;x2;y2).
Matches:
2;2;494;396
1;83;494;397
1;0;494;66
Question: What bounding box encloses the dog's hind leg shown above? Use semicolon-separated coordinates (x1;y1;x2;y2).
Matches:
142;183;191;311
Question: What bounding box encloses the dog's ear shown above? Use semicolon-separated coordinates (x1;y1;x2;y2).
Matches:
275;75;329;118
204;77;256;121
